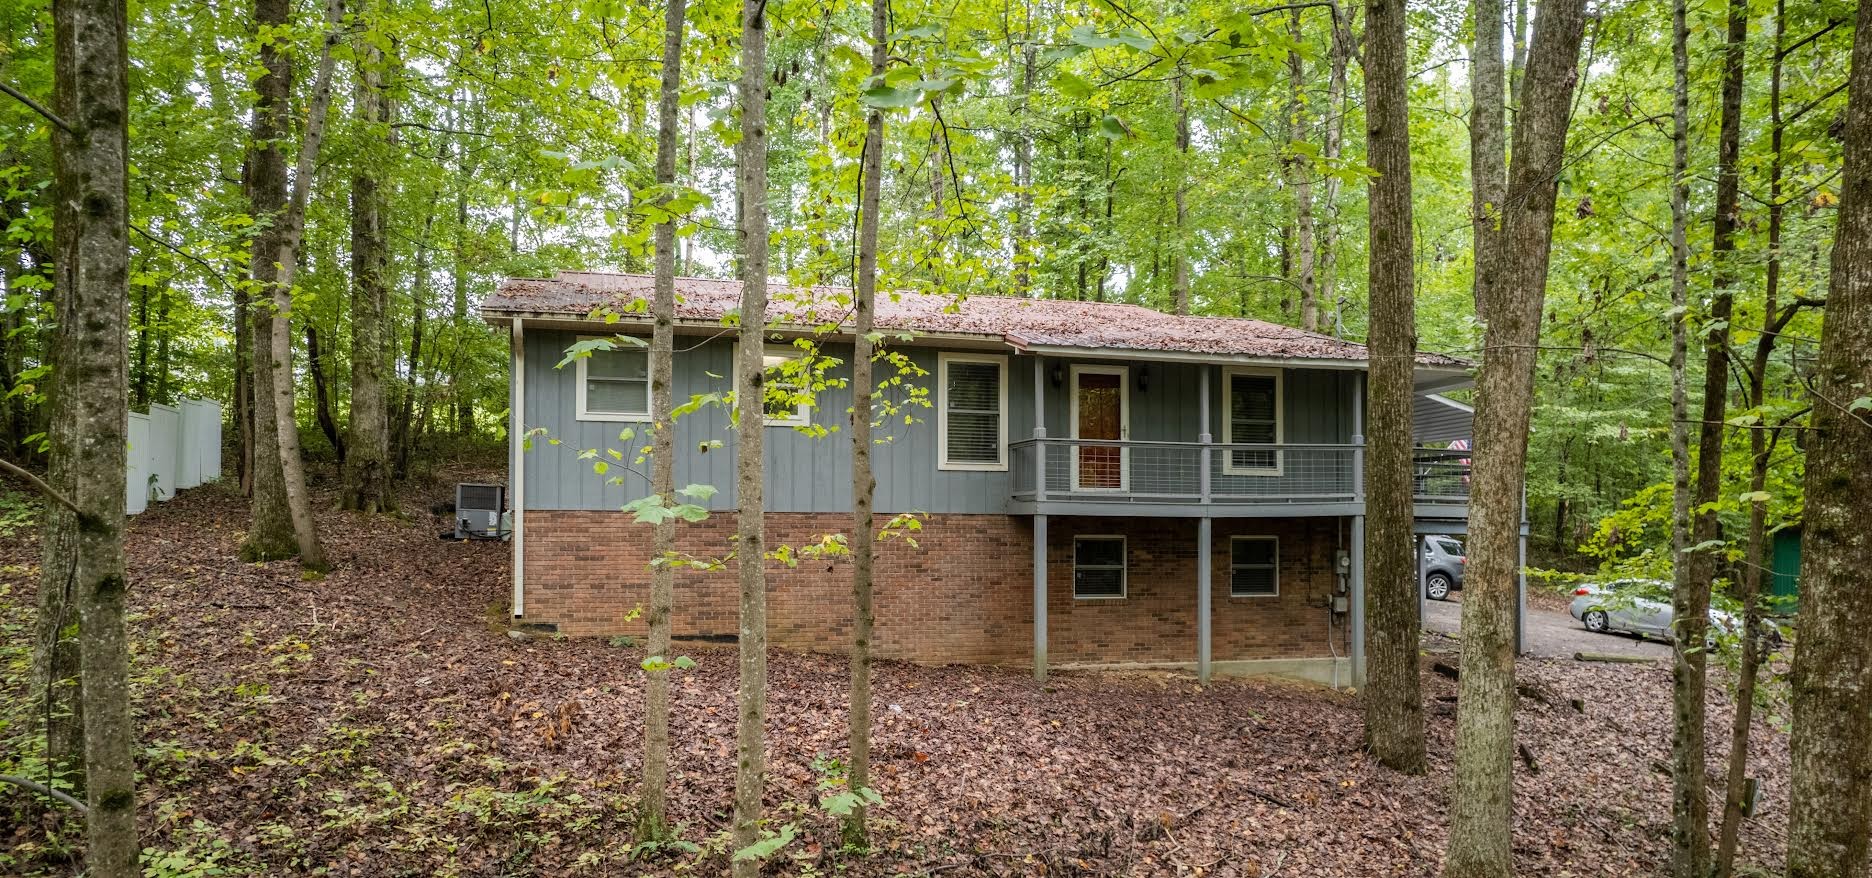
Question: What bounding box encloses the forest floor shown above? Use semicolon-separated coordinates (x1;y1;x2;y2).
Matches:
0;465;1795;877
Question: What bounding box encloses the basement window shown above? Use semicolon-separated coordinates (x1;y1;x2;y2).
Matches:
1230;536;1279;597
1073;536;1127;599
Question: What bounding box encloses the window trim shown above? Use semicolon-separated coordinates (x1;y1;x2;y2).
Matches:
739;344;812;429
1072;534;1128;600
1221;366;1284;476
574;334;653;423
1229;535;1280;598
936;351;1009;472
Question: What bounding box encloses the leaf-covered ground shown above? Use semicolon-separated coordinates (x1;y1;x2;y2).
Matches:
0;469;1794;876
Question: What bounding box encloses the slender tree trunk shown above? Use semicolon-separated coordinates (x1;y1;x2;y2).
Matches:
47;0;134;866
1012;11;1035;297
635;0;686;843
1360;0;1425;775
1665;2;1703;868
1319;0;1351;336
1716;8;1790;872
134;276;149;408
258;0;343;571
1785;5;1872;870
1508;0;1527;109
393;211;433;477
341;35;393;513
305;324;345;461
1288;8;1319;332
1445;2;1589;874
1470;0;1505;325
1674;5;1747;873
843;0;886;847
730;0;771;869
240;0;300;561
451;155;472;435
153;285;172;404
1172;73;1191;315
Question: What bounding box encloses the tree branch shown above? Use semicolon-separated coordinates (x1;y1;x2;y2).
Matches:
0;774;87;813
0;458;81;517
0;81;76;135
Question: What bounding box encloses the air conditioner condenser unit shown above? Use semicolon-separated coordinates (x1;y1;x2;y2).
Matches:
454;483;510;541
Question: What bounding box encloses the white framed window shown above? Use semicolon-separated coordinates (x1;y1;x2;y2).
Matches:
1230;536;1279;597
937;352;1008;471
1222;366;1283;475
739;344;812;428
575;335;652;422
1073;535;1127;599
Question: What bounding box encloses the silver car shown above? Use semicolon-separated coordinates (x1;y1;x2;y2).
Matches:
1569;579;1742;643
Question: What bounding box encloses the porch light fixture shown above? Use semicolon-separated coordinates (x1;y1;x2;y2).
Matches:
1050;362;1064;388
1136;366;1150;393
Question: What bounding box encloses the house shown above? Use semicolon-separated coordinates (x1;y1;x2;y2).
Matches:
481;271;1506;687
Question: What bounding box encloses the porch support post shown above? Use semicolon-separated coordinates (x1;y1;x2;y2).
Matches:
1197;516;1213;683
1033;513;1049;681
509;318;526;618
1350;514;1367;687
1198;366;1212;502
1033;356;1048;501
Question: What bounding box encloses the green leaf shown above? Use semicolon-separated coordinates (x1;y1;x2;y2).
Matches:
1738;491;1771;504
677;483;718;501
1097;115;1132;139
672;656;697;670
732;824;796;862
1052;71;1094;100
860;86;921;108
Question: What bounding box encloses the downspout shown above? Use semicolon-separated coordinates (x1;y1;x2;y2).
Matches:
1349;371;1367;686
510;318;526;617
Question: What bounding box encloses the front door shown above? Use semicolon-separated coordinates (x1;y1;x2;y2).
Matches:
1072;366;1128;491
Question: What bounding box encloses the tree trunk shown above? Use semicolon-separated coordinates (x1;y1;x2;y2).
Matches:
843;0;886;847
1288;8;1319;332
47;0;134;866
635;0;686;844
730;0;770;870
1469;0;1505;325
341;35;393;513
305;324;345;461
134;275;149;408
1665;1;1701;869
1318;0;1351;336
1444;1;1588;874
153;285;172;404
1012;17;1035;297
1785;4;1872;872
1360;0;1425;775
1172;74;1190;316
1674;4;1748;874
239;0;300;562
257;0;344;571
1716;7;1793;872
451;149;472;436
393;219;432;478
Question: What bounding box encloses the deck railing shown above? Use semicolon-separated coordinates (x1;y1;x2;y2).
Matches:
1008;439;1471;507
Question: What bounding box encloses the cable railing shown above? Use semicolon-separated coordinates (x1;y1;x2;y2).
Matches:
1008;439;1472;506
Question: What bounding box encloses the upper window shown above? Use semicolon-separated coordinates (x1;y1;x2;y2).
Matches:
576;337;651;421
938;352;1008;471
1223;367;1283;475
1073;536;1127;599
1230;536;1279;597
741;345;812;428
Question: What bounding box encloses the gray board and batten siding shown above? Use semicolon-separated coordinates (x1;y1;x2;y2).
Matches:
520;328;1357;515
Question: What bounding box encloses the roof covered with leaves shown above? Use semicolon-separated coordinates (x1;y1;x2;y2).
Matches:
482;271;1470;368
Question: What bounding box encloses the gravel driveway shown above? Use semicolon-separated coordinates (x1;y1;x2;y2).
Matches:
1422;591;1672;661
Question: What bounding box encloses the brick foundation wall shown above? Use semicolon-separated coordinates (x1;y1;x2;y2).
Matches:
519;511;1347;667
